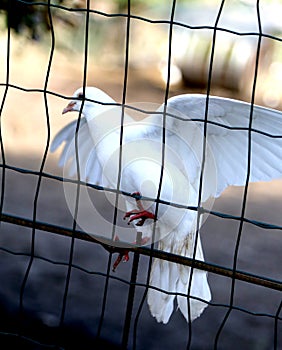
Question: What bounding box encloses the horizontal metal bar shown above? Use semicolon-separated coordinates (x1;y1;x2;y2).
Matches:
0;212;281;292
2;164;282;231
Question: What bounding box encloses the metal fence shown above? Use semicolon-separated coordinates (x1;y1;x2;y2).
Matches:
0;1;281;349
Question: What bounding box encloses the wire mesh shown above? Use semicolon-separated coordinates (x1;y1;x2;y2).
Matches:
0;1;281;349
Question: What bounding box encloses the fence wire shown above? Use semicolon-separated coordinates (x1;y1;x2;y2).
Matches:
0;1;281;349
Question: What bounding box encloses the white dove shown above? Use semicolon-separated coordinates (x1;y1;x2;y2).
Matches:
51;86;282;324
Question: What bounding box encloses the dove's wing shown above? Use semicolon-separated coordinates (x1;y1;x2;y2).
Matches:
51;117;103;185
143;94;282;323
144;94;282;200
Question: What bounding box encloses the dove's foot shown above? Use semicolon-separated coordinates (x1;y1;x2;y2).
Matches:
112;234;150;272
123;192;156;226
112;250;130;272
112;235;129;272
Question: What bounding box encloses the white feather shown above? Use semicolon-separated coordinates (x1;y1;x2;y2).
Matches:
51;117;104;184
161;94;282;199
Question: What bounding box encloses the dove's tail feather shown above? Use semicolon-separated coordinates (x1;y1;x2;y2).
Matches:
147;233;211;324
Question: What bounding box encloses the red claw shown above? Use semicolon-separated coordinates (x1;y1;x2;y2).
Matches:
124;210;156;226
123;192;156;226
112;251;130;272
111;236;150;272
112;235;129;272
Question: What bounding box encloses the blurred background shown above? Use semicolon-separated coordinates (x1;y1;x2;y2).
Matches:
0;0;281;349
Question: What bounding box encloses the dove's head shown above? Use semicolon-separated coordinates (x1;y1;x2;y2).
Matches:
62;86;115;119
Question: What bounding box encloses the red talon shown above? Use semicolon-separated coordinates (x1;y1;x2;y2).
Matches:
112;251;130;272
124;192;156;226
124;210;156;226
111;234;150;272
111;235;128;272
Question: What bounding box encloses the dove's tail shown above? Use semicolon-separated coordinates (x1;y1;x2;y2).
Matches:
147;233;211;324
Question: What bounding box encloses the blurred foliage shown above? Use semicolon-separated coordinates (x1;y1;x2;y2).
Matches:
0;0;198;41
0;0;77;40
0;0;130;40
1;0;277;41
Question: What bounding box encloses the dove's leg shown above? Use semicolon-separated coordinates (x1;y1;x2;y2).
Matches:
112;192;155;271
123;192;156;226
112;233;150;272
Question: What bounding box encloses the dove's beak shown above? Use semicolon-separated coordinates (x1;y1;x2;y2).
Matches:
62;101;76;115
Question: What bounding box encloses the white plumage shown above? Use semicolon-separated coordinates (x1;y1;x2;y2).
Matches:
51;87;282;324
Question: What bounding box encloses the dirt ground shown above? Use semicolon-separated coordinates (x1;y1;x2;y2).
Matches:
0;33;281;349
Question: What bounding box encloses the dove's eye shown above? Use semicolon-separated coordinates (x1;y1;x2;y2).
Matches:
77;92;84;100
